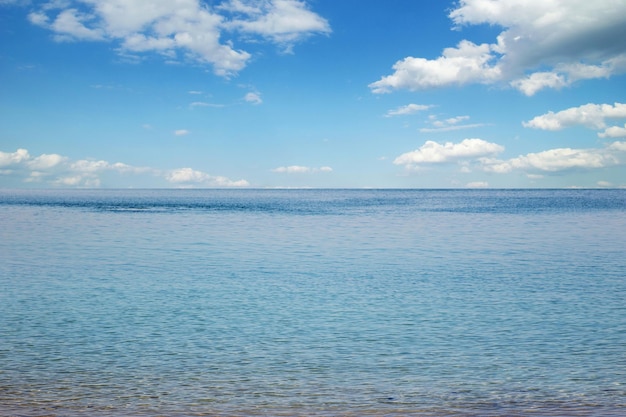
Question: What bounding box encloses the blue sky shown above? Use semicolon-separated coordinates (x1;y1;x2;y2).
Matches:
1;0;626;188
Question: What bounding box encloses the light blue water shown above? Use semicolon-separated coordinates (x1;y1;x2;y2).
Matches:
1;189;625;416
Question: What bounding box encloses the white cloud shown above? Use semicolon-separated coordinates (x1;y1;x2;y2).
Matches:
599;124;626;139
272;165;332;174
466;181;489;188
385;103;432;117
166;167;249;187
523;103;626;130
27;11;50;26
28;153;67;170
440;116;470;126
0;148;30;167
52;175;99;187
370;40;501;93
273;165;309;173
370;1;626;95
26;0;330;76
1;148;153;186
166;167;207;183
420;123;488;133
480;143;625;174
609;141;626;152
190;101;224;108
510;71;568;96
419;115;488;133
50;8;105;41
244;92;262;105
174;129;190;136
222;0;331;51
0;148;248;187
394;138;504;167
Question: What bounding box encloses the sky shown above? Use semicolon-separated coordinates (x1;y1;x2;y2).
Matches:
1;0;626;189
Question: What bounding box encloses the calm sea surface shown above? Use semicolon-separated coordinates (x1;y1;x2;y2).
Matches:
1;189;625;417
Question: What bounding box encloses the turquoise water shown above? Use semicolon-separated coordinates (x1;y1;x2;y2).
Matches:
1;189;625;416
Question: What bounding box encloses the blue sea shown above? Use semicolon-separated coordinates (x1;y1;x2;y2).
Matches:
1;189;625;417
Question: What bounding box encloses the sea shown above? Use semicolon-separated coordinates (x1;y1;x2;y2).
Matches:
1;188;625;417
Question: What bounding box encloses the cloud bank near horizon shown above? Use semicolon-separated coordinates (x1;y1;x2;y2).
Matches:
393;138;626;177
0;148;249;187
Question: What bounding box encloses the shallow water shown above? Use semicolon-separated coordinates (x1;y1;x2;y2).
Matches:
1;189;625;416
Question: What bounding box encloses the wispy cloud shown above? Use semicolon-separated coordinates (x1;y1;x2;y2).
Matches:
244;92;262;105
420;115;488;132
420;123;488;133
385;103;433;117
174;129;190;136
272;165;332;174
189;101;225;109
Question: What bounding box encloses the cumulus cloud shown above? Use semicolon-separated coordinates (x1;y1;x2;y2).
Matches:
0;148;30;167
28;153;67;170
272;165;332;174
385;103;433;117
394;138;504;168
370;1;626;95
165;167;249;187
166;167;207;183
608;141;626;152
0;148;248;187
0;148;153;187
25;0;329;76
0;150;64;183
510;71;568;96
27;0;248;76
370;40;501;93
598;125;626;139
523;103;626;131
480;142;626;174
